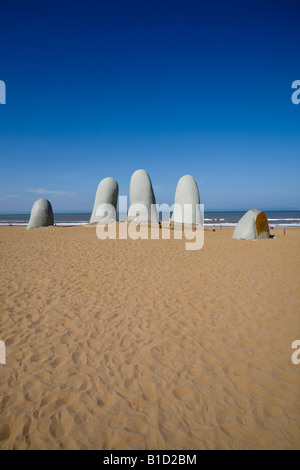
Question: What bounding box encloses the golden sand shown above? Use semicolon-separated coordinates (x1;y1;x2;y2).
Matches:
0;225;299;449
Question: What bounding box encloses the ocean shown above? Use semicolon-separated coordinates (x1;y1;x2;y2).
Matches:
1;211;300;227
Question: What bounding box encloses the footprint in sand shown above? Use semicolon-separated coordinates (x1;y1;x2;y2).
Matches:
71;351;87;366
0;423;10;441
138;378;157;402
125;416;149;436
0;396;9;414
25;388;41;402
67;406;87;426
51;356;68;369
30;353;48;364
49;422;65;440
67;374;89;391
173;386;196;404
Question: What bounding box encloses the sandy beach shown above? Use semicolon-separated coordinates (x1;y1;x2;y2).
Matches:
0;225;299;450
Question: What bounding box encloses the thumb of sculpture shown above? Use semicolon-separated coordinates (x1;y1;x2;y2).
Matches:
27;198;54;230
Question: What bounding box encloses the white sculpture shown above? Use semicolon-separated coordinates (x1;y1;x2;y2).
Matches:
90;177;118;224
128;169;158;222
171;175;201;225
27;198;54;230
233;209;270;240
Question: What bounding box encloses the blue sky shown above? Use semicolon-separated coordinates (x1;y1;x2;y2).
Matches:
0;0;299;213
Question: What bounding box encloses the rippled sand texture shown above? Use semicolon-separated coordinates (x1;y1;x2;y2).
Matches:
0;226;299;449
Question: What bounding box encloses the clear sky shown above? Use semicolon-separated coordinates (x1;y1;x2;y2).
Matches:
0;0;299;213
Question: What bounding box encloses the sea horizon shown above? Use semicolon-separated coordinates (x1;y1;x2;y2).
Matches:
1;210;300;227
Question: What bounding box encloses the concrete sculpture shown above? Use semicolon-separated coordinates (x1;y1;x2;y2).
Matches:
27;198;54;230
90;177;118;224
171;175;201;225
233;209;270;240
128;169;158;222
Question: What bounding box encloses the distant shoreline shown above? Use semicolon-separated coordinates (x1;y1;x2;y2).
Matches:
1;210;300;228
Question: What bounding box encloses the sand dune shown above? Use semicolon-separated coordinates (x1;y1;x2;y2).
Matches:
0;226;299;449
